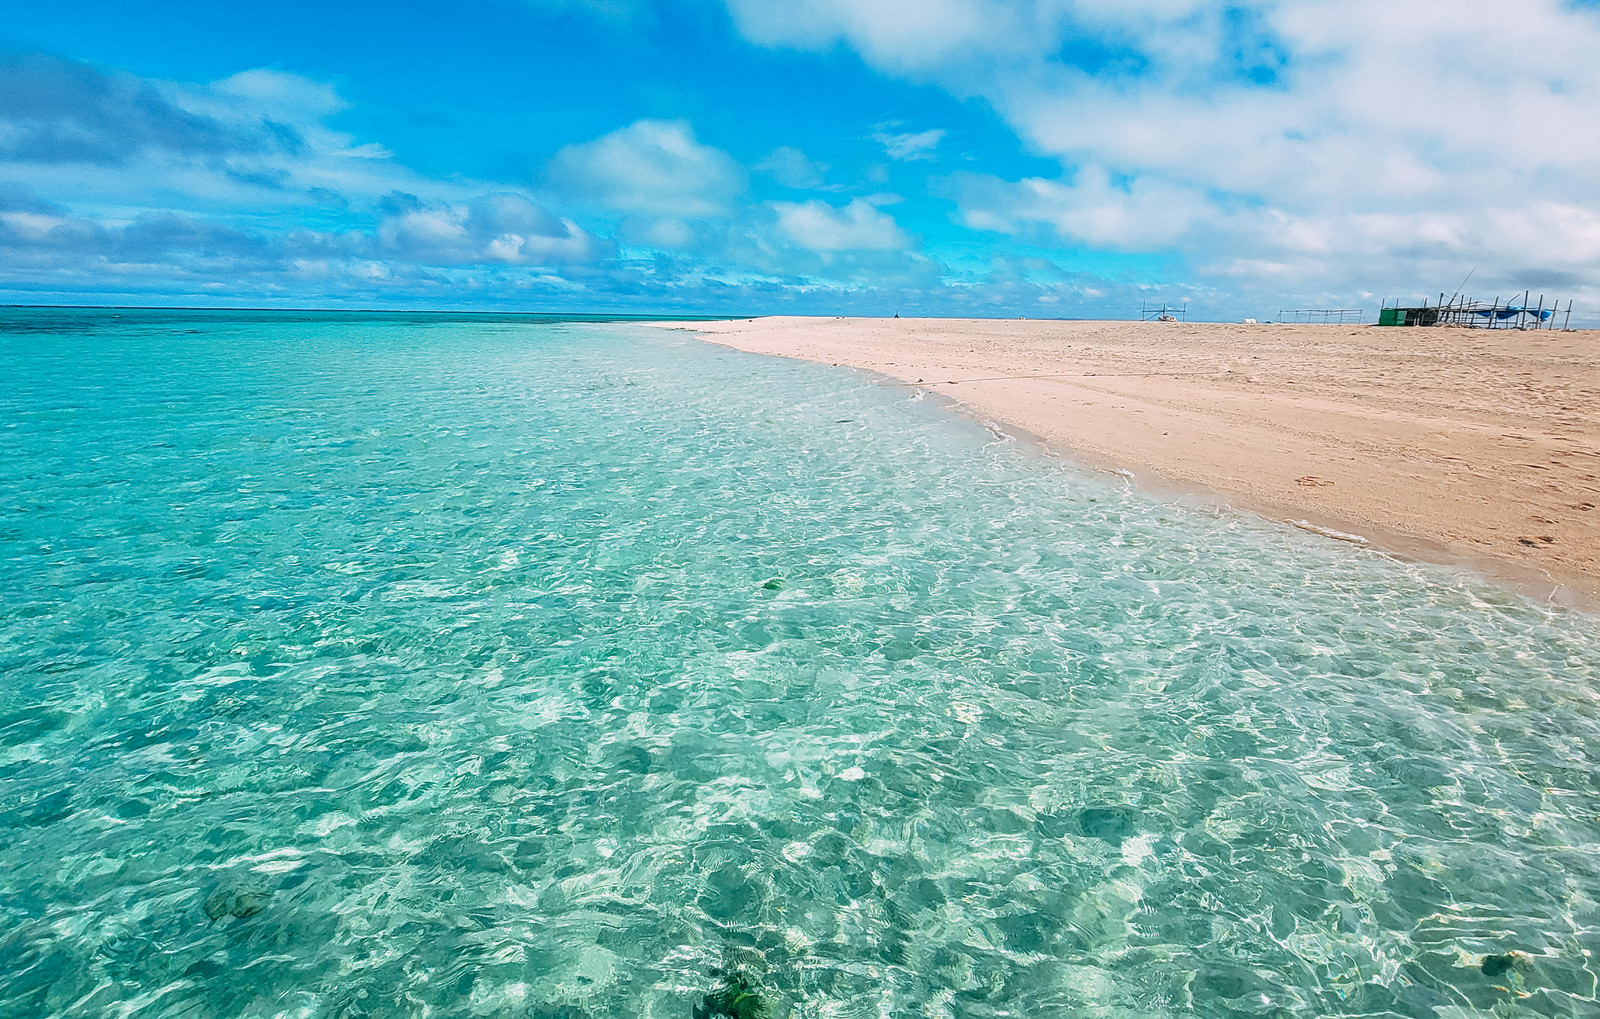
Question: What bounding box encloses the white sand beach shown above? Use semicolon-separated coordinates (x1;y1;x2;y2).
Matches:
666;317;1600;606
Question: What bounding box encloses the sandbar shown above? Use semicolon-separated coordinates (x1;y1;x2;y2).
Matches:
662;316;1600;607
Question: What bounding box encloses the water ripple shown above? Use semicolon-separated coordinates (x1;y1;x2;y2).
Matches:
2;310;1600;1016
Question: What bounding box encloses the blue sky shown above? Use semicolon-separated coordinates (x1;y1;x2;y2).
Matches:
4;0;1599;320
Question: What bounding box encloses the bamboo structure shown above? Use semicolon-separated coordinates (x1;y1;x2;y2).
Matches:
1379;291;1573;329
1277;309;1365;324
1139;301;1187;322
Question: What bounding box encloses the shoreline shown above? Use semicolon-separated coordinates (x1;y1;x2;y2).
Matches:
653;316;1600;612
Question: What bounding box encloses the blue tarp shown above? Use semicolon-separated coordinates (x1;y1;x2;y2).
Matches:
1473;306;1552;320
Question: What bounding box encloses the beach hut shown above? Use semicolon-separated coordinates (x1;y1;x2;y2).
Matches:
1377;306;1438;327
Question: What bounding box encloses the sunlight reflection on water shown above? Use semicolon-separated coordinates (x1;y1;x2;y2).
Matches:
2;310;1599;1017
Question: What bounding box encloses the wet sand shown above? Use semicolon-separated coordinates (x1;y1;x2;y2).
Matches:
662;317;1600;607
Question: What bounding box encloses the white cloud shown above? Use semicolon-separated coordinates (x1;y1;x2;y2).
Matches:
0;210;69;240
635;216;697;249
548;119;744;217
378;192;605;265
758;146;827;188
874;127;945;161
772;198;911;251
0;55;617;301
0;54;954;307
955;167;1204;248
722;0;1057;73
726;0;1600;303
0;59;495;225
206;68;348;120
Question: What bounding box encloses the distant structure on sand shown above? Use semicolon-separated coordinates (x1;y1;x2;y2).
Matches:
1379;291;1574;329
1139;301;1187;322
1277;308;1365;324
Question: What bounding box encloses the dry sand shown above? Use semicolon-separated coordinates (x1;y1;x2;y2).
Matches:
663;316;1600;606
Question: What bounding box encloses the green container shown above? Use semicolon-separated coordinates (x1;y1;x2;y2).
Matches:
1378;307;1400;326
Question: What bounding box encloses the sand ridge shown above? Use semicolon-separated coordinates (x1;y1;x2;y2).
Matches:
661;316;1600;606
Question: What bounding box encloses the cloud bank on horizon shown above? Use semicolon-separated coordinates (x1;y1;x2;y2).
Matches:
2;0;1598;320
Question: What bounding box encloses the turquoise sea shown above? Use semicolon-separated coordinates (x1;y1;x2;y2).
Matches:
4;308;1600;1019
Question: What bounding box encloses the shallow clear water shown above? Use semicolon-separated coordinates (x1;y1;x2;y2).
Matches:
4;309;1600;1018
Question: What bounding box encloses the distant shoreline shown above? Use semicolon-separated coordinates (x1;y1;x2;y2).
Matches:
661;316;1600;611
0;304;740;321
